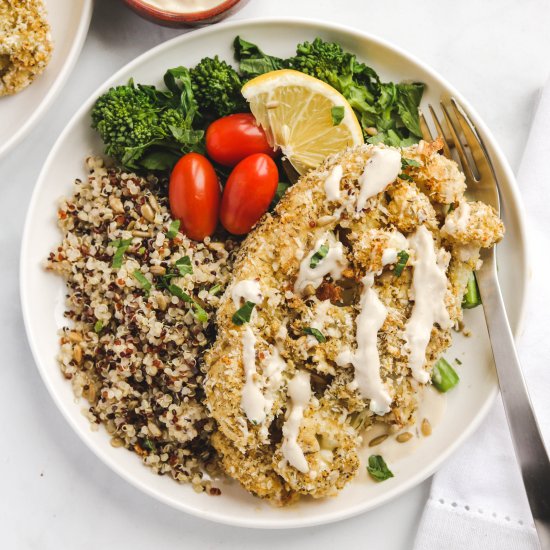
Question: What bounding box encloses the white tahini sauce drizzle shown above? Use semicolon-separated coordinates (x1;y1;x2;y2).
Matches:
324;164;343;202
306;300;332;347
232;279;262;308
336;274;392;415
240;326;266;424
356;148;401;212
442;202;471;235
294;232;348;294
381;231;410;266
404;226;453;383
140;0;224;13
281;370;311;473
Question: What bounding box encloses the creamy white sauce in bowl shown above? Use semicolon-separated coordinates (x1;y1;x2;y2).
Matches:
139;0;228;14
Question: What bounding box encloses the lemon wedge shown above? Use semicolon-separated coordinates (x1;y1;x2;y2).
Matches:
241;69;364;175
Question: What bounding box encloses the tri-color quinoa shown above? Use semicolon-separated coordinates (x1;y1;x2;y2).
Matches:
46;157;237;493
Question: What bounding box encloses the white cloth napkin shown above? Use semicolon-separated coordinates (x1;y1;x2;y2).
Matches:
413;80;550;550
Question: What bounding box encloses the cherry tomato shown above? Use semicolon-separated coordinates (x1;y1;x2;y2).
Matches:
169;153;220;241
206;113;277;167
220;153;279;235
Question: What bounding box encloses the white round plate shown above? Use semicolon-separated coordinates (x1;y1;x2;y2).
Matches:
0;0;93;158
21;18;528;529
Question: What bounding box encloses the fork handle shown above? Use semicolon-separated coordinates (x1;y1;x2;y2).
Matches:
477;258;550;548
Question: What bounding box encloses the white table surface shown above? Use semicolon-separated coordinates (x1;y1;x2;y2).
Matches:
2;0;549;548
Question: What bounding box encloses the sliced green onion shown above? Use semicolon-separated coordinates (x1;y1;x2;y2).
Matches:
394;250;409;277
367;455;394;482
331;106;345;126
232;301;256;326
166;219;181;239
432;358;460;392
310;243;329;269
94;320;104;333
398;172;414;181
132;270;152;295
303;327;326;343
111;238;132;268
462;272;482;309
138;246;146;255
175;255;193;276
193;303;208;323
401;157;420;168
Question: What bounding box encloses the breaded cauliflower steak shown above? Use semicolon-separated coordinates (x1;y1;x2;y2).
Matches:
205;140;503;504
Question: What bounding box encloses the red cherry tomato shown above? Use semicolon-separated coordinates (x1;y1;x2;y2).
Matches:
220;153;279;235
206;113;277;167
169;153;220;241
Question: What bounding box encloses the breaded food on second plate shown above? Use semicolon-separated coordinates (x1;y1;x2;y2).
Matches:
0;0;53;96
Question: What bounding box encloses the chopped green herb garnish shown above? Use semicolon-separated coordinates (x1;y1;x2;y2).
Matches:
367;455;394;482
310;243;329;269
167;284;208;322
232;301;256;326
210;284;222;295
303;327;326;343
138;246;146;255
447;203;457;213
455;358;463;365
394;250;409;277
142;438;156;452
193;303;208;323
132;270;152;295
432;357;460;392
331;106;345;126
175;255;193;276
167;283;192;302
111;238;132;269
94;320;104;333
398;172;414;181
401;157;420;169
166;219;181;239
462;272;481;309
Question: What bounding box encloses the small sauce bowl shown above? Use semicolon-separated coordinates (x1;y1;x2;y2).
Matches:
123;0;249;27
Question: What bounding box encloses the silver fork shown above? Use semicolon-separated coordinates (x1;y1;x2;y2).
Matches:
420;98;550;548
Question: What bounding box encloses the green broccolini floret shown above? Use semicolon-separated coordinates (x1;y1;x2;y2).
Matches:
91;70;204;171
190;56;247;118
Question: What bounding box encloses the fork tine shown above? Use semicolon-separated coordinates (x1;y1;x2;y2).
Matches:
440;102;477;185
428;104;453;159
419;111;434;142
449;97;492;182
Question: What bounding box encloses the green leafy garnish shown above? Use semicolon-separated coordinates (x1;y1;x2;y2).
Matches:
209;284;222;295
94;320;104;333
331;106;345;126
455;358;463;365
138;246;146;255
303;327;326;343
167;284;208;323
310;243;329;269
394;250;409;277
367;455;394;482
232;301;256;326
175;256;193;276
432;358;460;393
132;270;152;295
111;238;132;269
141;438;156;452
398;172;414;181
401;157;420;169
166;219;180;239
462;272;482;309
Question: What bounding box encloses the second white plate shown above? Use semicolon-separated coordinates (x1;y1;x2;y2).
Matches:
0;0;93;158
